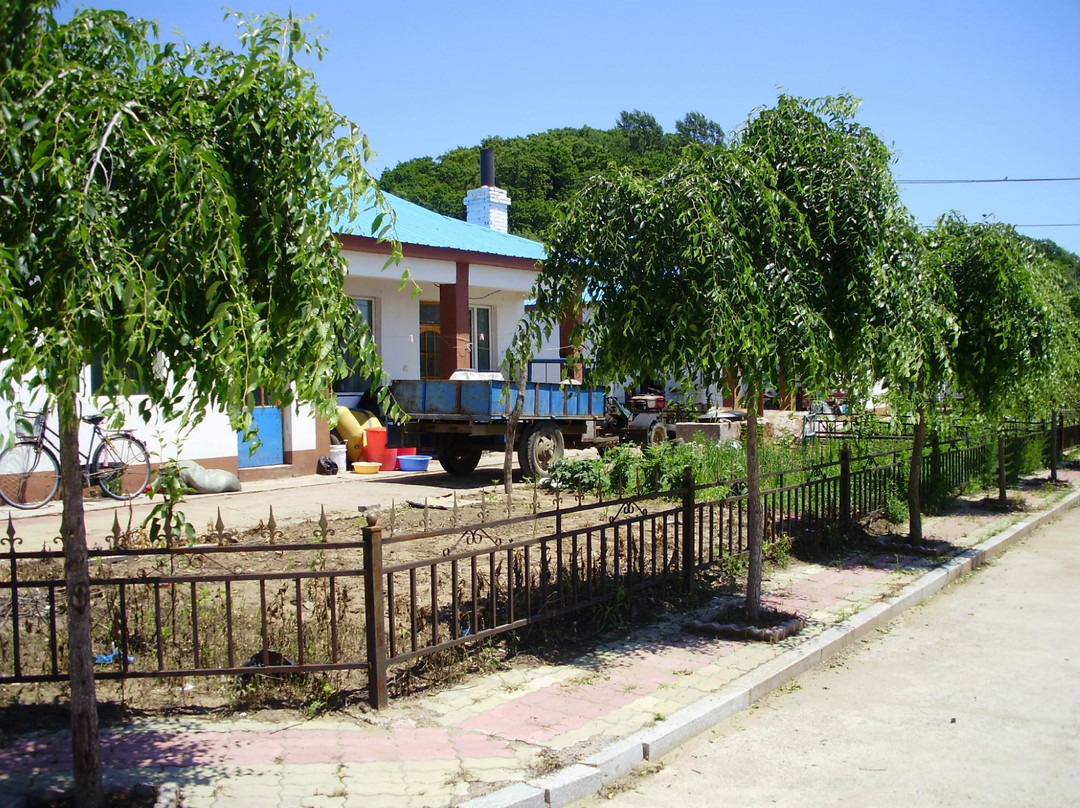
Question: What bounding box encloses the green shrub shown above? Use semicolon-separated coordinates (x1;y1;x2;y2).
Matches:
548;457;605;496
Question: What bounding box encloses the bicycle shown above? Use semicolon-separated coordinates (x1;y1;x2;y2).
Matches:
0;408;151;509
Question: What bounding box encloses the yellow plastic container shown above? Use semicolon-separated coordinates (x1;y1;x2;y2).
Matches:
336;407;381;462
351;461;381;475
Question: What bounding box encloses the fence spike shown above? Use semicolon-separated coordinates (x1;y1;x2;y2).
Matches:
111;512;123;549
4;513;17;549
424;498;430;532
389;499;396;536
532;484;538;515
212;508;231;546
267;506;278;544
315;505;335;543
453;491;459;527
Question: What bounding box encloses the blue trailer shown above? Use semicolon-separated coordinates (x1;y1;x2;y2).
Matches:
389;379;665;477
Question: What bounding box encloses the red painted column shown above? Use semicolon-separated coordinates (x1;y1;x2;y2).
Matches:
439;261;471;378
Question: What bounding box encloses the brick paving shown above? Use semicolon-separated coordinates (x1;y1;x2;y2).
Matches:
1;471;1076;807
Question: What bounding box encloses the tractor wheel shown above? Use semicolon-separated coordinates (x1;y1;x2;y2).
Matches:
646;421;666;447
518;422;565;478
437;445;483;476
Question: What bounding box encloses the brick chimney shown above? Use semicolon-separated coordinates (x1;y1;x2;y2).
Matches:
463;147;510;233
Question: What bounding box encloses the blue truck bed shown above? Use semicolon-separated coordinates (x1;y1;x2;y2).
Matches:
391;379;604;421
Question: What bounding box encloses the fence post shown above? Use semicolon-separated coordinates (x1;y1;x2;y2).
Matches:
839;444;851;533
997;433;1007;502
681;467;695;592
363;522;388;710
1050;411;1060;483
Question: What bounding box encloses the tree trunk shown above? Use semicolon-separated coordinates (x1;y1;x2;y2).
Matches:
57;387;103;808
907;407;926;544
744;396;764;623
997;433;1007;504
502;361;527;496
1049;410;1059;484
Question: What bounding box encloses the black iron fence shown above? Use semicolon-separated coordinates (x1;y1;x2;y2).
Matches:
1;417;1074;708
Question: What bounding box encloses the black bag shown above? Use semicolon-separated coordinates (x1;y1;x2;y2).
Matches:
317;455;339;475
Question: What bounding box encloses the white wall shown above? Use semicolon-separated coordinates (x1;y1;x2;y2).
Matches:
0;247;537;472
342;249;539;381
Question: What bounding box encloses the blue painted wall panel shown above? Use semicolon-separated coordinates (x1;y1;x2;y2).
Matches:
237;406;283;468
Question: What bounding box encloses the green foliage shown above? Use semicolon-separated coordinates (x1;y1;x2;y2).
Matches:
675;111;726;146
0;3;399;430
548;456;605;495
1014;431;1047;477
924;215;1077;419
380;110;717;240
527;94;916;618
143;460;196;546
883;477;909;524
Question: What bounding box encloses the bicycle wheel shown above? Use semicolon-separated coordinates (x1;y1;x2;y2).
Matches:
0;442;60;509
93;434;151;501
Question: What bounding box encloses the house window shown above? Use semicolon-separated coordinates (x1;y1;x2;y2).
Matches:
419;302;492;377
471;306;492;371
334;298;375;394
419;302;441;379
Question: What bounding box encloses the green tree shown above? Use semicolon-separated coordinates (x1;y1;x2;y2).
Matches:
675;110;725;146
924;215;1079;501
876;233;957;543
0;5;395;805
533;95;910;620
615;108;666;155
380;115;699;240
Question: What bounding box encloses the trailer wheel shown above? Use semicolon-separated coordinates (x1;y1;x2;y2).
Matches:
437;445;483;476
646;421;666;447
519;422;564;478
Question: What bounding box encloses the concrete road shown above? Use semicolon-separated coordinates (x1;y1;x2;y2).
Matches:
578;506;1080;808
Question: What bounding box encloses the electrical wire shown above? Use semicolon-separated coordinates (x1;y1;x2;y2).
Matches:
899;176;1080;184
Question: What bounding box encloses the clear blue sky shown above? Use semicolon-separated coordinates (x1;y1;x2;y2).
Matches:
60;0;1080;255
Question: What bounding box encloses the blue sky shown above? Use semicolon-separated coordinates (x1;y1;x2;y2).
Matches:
60;0;1080;255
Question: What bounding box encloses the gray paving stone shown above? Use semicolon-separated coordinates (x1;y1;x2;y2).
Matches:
456;781;546;808
640;684;751;761
581;731;649;781
531;764;603;808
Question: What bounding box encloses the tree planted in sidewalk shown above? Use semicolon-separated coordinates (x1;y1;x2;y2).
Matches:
0;5;397;805
532;95;912;620
923;215;1079;503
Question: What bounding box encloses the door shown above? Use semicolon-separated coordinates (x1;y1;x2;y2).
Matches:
237;389;284;468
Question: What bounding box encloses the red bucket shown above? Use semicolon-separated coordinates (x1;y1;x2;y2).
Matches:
364;426;388;464
380;447;399;472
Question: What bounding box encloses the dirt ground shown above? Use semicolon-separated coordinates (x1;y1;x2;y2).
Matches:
3;439;1076;740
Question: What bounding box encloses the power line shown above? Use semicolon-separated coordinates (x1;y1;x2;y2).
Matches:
918;222;1080;230
899;176;1080;185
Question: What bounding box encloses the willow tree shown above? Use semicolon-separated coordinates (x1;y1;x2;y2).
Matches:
0;5;394;805
534;95;911;620
924;215;1077;502
874;236;957;543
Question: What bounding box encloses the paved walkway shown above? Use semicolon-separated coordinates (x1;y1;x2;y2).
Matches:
1;470;1077;808
575;499;1080;808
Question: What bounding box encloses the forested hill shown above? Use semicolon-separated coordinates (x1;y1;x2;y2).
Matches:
377;110;725;241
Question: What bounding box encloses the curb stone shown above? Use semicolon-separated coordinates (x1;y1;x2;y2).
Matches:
458;782;546;808
530;764;603;808
487;486;1080;808
154;782;179;808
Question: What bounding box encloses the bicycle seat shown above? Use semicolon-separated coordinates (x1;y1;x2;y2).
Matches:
82;414;105;426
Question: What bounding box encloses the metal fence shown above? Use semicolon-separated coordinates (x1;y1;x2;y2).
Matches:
0;417;1073;708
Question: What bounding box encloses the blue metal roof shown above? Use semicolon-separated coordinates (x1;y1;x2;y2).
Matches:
336;192;546;262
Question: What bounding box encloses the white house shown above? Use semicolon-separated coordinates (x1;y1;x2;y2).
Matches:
1;154;549;482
